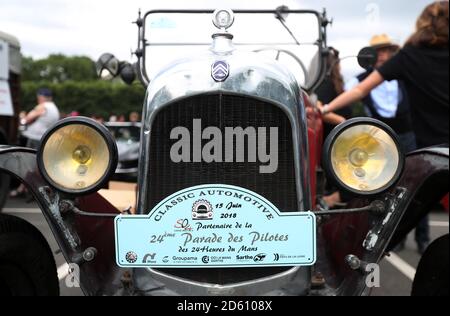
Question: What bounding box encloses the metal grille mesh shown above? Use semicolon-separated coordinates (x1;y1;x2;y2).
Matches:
148;93;297;211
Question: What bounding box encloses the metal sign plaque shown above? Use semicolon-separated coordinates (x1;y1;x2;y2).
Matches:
115;184;316;268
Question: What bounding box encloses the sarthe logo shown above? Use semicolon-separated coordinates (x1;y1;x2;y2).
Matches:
253;253;267;262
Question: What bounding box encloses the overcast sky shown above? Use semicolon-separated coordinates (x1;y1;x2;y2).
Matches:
0;0;435;78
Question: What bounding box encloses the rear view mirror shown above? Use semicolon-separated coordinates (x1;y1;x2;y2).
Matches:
357;47;377;70
96;53;136;85
119;62;136;85
96;53;120;79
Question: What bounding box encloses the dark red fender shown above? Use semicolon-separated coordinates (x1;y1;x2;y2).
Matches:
303;92;323;209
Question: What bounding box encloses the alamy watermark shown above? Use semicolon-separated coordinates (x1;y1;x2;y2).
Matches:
64;263;80;288
170;119;279;174
365;263;381;288
366;3;381;27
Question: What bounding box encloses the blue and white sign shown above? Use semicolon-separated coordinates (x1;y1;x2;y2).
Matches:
115;184;316;268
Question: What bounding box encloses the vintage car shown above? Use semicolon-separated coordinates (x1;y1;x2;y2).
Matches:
0;31;21;210
0;8;448;296
106;122;141;181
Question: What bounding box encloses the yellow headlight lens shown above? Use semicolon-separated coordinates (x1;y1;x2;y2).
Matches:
330;124;401;193
42;123;112;192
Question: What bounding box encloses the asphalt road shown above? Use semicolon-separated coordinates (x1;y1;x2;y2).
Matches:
2;196;448;296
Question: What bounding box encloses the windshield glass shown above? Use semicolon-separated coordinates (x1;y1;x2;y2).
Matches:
143;11;322;90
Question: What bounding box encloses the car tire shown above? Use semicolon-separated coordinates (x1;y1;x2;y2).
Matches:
0;214;59;296
411;234;449;296
0;172;10;211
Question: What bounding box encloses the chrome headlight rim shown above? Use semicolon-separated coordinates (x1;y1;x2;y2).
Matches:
323;117;405;196
37;117;118;195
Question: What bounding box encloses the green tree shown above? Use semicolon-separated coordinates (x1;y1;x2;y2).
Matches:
21;54;145;119
21;81;145;119
22;54;97;83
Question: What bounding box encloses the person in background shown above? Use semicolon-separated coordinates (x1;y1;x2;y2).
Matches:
10;88;60;198
18;110;26;121
17;111;28;146
347;34;419;252
319;1;449;253
316;47;353;138
91;115;105;124
21;88;60;150
129;111;140;123
315;47;353;208
346;34;416;153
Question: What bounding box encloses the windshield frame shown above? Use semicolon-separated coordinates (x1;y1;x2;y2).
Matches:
135;9;330;94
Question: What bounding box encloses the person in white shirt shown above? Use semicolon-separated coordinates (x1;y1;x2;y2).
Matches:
10;88;60;198
21;88;60;149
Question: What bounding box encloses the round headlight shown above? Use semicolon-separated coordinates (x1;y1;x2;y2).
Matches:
323;118;404;195
37;117;118;195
